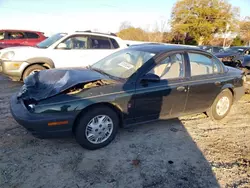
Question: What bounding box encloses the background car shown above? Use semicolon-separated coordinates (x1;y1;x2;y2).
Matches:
214;46;250;92
0;30;128;81
215;46;250;67
0;29;47;49
199;45;224;54
11;44;244;150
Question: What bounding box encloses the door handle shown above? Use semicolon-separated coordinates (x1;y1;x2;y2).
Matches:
214;81;221;86
177;86;187;92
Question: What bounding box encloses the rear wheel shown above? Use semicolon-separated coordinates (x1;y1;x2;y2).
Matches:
206;89;233;121
75;106;119;150
22;64;46;80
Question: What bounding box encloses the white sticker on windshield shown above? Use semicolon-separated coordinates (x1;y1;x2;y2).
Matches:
118;61;134;69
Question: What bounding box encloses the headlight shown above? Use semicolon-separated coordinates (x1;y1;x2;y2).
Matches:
1;51;15;60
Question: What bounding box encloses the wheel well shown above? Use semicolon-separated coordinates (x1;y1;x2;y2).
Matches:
224;87;234;102
72;103;124;134
21;63;50;80
227;88;234;96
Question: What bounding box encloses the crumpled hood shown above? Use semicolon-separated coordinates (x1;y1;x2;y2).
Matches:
17;68;110;101
214;52;239;58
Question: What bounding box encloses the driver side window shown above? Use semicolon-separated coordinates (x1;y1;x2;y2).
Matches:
59;36;88;49
148;53;185;80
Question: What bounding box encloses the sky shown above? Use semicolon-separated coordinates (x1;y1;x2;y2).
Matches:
0;0;249;36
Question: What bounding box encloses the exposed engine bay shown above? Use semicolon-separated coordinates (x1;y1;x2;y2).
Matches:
66;80;115;95
17;68;116;101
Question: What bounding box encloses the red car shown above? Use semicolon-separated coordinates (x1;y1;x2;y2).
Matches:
0;29;47;49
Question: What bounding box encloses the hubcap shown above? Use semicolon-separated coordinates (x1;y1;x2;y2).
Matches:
85;115;113;144
216;96;230;116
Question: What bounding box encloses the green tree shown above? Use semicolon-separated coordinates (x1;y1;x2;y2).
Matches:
117;27;149;41
171;0;239;45
231;36;244;46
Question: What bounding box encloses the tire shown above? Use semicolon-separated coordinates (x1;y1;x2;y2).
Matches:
22;64;46;80
75;106;119;150
206;89;233;121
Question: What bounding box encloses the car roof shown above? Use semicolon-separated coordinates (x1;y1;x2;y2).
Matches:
128;44;203;54
69;31;119;39
229;46;250;49
0;29;44;33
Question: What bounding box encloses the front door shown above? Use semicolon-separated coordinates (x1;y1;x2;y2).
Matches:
52;35;91;68
134;53;189;123
52;35;119;68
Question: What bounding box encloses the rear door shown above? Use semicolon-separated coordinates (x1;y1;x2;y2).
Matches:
184;51;225;113
23;32;41;46
134;52;189;123
85;36;120;64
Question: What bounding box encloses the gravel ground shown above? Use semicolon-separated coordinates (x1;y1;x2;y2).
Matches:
0;73;249;188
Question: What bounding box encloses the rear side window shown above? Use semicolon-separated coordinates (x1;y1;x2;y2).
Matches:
89;36;111;49
110;38;119;49
188;53;223;76
25;32;39;39
212;58;223;73
188;53;214;76
0;32;4;40
7;32;26;39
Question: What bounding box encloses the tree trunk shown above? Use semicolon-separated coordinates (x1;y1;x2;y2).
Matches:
198;37;203;45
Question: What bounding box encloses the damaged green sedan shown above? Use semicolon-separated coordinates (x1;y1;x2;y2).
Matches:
10;44;245;150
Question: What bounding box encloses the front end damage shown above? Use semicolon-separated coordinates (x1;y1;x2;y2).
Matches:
17;68;113;101
10;68;118;138
65;80;115;95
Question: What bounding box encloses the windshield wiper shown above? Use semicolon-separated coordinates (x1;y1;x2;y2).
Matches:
91;67;111;77
90;67;121;80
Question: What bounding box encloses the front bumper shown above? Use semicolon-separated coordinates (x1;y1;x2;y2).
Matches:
10;95;77;138
1;59;28;79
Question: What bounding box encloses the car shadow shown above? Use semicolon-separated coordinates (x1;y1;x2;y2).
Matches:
104;56;220;187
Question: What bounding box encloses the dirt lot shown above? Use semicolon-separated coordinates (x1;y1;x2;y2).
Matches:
0;73;250;188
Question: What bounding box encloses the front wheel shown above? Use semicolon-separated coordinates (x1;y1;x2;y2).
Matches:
75;106;119;150
206;89;233;121
22;64;46;80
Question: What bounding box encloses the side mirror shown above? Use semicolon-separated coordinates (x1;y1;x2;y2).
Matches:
56;43;67;49
141;73;160;82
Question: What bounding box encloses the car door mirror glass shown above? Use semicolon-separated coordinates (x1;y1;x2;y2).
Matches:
57;43;67;49
141;73;160;82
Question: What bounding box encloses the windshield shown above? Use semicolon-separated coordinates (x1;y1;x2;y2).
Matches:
36;33;67;48
224;47;245;53
90;49;156;79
